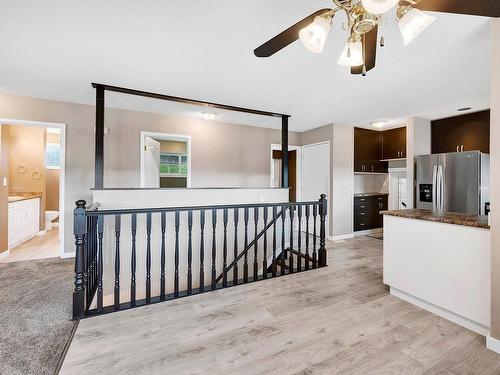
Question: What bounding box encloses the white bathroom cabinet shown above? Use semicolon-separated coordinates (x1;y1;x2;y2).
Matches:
8;198;40;249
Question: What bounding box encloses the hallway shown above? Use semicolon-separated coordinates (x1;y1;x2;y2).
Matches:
0;228;59;263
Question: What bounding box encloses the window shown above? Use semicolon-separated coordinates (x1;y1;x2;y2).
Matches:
160;153;188;176
46;143;60;169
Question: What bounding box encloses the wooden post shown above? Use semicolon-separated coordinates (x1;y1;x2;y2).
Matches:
281;115;289;188
318;194;328;267
73;200;87;319
94;85;105;189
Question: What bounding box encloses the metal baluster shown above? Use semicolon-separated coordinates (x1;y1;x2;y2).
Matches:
313;205;317;269
281;205;286;275
233;208;239;285
174;211;180;297
199;210;205;292
263;207;268;279
146;212;152;303
253;206;259;281
305;205;310;270
243;207;249;283
297;205;302;272
97;215;104;312
130;214;137;306
187;210;193;294
160;212;166;301
289;206;294;274
114;215;121;310
211;209;217;290
223;209;228;287
272;206;277;277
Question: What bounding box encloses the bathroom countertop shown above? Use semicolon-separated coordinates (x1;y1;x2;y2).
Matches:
8;192;42;203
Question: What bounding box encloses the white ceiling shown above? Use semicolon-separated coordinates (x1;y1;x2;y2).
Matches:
0;0;492;131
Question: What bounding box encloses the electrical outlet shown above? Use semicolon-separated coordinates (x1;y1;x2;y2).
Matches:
2;177;7;186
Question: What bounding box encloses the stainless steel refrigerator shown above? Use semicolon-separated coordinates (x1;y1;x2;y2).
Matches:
415;151;490;215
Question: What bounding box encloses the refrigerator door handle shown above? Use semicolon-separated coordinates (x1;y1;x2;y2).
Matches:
432;165;438;211
437;165;444;211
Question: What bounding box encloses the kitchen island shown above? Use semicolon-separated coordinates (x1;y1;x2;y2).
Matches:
382;209;490;336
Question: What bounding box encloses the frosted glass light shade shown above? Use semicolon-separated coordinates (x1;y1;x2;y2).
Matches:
398;8;436;45
362;0;399;14
337;40;364;67
299;16;331;53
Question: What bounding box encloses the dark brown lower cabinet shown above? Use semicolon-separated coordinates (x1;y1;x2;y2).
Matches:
354;195;388;232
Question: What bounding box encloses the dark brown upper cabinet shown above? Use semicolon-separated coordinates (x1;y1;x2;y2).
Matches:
432;110;490;154
354;127;387;173
382;127;406;160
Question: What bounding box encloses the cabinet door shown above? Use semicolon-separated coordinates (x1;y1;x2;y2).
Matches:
461;110;490;153
398;127;407;158
382;128;406;160
432;117;464;154
354;128;371;172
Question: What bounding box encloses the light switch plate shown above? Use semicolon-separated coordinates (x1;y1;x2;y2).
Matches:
2;177;7;186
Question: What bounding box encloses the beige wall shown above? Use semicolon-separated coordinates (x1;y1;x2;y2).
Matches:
0;92;300;254
7;125;46;231
490;18;500;340
0;125;9;253
159;140;187;154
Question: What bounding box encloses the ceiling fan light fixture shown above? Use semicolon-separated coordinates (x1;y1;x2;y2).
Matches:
299;15;332;53
361;0;399;15
398;7;436;46
337;39;364;67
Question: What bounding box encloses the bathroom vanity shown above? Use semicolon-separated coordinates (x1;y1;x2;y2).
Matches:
8;195;40;249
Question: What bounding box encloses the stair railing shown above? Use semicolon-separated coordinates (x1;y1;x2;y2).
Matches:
72;195;327;319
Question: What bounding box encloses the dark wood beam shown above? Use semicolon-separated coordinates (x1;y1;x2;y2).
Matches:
91;83;290;118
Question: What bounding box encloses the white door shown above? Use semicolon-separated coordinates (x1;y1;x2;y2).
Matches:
301;142;330;236
143;137;160;188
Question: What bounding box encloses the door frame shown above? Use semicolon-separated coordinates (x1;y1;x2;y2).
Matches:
0;118;66;258
270;144;302;201
140;131;192;188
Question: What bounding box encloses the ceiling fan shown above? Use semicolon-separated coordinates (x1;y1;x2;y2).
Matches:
254;0;500;76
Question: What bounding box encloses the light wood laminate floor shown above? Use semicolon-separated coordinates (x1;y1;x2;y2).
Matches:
0;228;59;263
61;236;500;374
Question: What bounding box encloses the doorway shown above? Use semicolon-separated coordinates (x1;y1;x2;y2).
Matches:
140;132;191;188
270;144;301;202
0;119;66;262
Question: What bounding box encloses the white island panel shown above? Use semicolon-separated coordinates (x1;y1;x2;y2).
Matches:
383;214;490;335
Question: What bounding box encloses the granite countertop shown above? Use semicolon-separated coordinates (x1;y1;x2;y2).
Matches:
382;209;489;229
354;192;389;197
8;192;42;203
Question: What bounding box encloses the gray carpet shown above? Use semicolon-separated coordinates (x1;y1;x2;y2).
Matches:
0;257;76;375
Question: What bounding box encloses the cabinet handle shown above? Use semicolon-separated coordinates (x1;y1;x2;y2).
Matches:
371;166;374;172
461;145;464;152
456;145;459;152
397;151;400;158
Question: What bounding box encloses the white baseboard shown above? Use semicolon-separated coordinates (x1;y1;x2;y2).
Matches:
0;250;10;259
487;336;500;354
390;287;490;337
331;233;354;241
36;229;47;236
60;252;75;259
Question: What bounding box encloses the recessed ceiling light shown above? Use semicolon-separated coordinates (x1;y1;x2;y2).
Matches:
201;112;217;121
457;107;472;112
371;121;387;128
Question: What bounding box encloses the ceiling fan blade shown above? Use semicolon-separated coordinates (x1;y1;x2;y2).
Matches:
415;0;500;17
351;26;378;75
254;8;332;57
